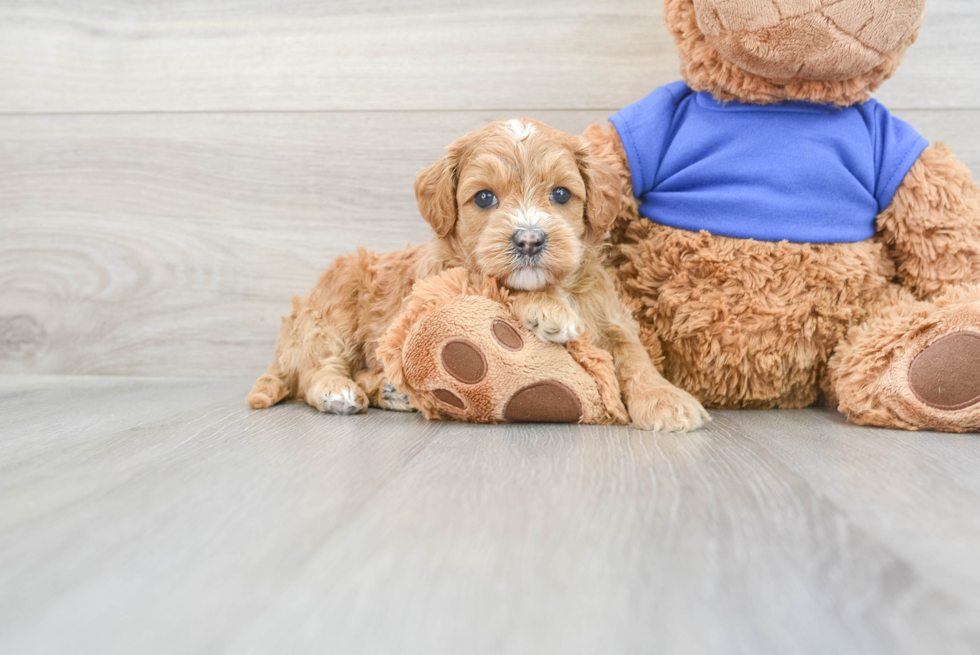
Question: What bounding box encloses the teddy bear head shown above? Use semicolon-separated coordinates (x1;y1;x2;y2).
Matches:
665;0;926;106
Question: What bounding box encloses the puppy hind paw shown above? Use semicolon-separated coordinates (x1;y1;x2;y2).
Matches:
247;392;274;410
316;384;369;415
247;373;290;409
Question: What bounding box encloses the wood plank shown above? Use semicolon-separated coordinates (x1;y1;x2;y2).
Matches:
0;0;676;114
0;110;609;378
0;375;243;467
876;0;980;110
713;411;980;609
2;109;979;378
1;380;979;654
0;0;977;114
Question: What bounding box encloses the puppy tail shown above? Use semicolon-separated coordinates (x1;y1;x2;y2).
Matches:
247;363;293;409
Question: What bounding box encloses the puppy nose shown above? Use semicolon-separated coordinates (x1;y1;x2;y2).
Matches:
512;228;547;257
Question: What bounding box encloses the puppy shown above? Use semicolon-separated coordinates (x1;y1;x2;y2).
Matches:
248;119;708;431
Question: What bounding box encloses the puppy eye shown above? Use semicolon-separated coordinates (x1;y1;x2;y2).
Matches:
550;187;571;205
474;190;498;209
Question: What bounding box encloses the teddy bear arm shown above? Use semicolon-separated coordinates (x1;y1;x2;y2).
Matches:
875;142;980;301
584;123;641;234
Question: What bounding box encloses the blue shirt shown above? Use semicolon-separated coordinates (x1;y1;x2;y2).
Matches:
609;81;929;243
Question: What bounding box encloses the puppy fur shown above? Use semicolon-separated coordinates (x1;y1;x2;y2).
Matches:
247;119;708;432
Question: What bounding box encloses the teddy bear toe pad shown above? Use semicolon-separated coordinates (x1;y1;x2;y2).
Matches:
491;320;524;351
432;388;466;409
441;340;487;384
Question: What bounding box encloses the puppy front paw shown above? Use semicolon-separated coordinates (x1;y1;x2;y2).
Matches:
628;385;709;432
519;301;582;344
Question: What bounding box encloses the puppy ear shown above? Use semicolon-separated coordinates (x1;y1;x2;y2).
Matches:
415;149;461;239
576;141;621;244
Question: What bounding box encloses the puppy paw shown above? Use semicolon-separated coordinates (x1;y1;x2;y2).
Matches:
311;381;369;415
381;382;415;412
628;385;709;432
247;373;290;409
518;301;582;344
247;392;274;410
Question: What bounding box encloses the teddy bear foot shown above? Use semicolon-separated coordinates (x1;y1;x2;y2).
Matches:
377;269;629;426
830;293;980;432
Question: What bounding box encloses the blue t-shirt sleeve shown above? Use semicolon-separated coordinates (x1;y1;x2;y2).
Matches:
867;100;929;211
609;81;691;197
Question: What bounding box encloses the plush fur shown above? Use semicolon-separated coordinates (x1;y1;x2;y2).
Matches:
666;0;921;106
690;0;925;83
248;119;707;432
588;0;980;432
378;268;629;425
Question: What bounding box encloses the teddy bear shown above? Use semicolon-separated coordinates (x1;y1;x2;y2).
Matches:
576;0;980;432
383;0;980;433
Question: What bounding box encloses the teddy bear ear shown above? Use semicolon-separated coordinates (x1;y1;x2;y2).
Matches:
575;141;621;243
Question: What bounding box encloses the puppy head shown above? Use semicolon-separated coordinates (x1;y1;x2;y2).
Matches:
415;119;619;292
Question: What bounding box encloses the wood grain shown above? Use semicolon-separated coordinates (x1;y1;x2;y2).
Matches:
713;411;980;607
2;109;979;378
2;378;979;655
0;110;605;377
0;0;976;114
4;2;980;652
0;0;675;114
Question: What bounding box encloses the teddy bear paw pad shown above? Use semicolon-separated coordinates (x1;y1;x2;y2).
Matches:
909;331;980;410
503;381;583;423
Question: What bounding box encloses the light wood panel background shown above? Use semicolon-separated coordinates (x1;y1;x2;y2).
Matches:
1;0;979;379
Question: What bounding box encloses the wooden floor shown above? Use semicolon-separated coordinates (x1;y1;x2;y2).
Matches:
2;376;980;654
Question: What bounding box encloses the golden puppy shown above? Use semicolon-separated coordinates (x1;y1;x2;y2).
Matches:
248;119;708;431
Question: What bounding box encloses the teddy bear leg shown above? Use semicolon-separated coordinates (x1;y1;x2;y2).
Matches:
827;285;980;432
